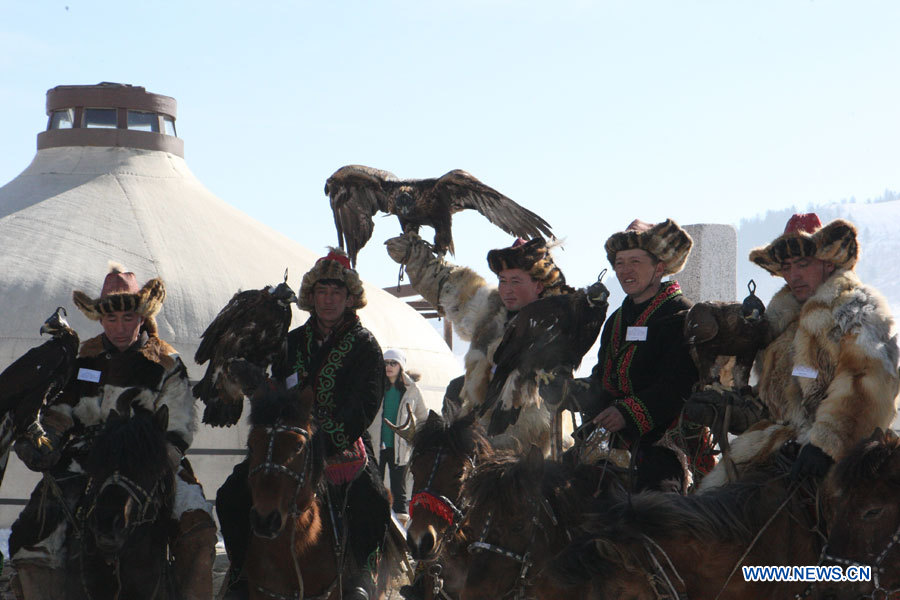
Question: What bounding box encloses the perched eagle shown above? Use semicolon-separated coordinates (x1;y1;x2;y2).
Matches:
194;277;297;427
684;299;769;391
0;307;79;452
325;165;554;266
483;278;611;436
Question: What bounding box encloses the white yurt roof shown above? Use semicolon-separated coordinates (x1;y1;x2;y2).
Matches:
0;88;461;524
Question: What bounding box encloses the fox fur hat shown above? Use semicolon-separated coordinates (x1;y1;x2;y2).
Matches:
487;237;568;296
73;262;166;335
605;219;693;276
299;247;367;311
749;213;858;276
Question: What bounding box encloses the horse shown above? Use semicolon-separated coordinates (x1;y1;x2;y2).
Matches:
244;385;340;599
68;403;175;599
552;451;824;600
813;428;900;600
456;445;610;600
245;386;398;600
401;410;495;599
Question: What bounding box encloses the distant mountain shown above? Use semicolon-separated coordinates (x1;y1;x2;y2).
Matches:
735;190;900;315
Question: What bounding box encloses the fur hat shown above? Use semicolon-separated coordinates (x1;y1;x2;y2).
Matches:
298;248;367;311
486;237;568;296
605;219;693;276
749;213;858;276
73;262;166;336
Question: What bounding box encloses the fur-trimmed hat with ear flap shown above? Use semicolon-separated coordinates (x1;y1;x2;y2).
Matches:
72;262;166;336
298;248;367;312
749;213;859;276
605;218;693;277
486;237;569;297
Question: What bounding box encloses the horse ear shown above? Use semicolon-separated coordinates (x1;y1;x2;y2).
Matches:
108;408;121;421
426;410;442;424
154;405;169;432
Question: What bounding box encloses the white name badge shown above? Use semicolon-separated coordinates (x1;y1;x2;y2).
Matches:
626;326;648;342
792;365;819;379
285;372;299;389
77;368;102;383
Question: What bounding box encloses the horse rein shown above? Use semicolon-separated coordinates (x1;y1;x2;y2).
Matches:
466;495;560;600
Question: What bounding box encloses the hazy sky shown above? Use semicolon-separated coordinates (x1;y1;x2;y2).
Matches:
3;0;899;297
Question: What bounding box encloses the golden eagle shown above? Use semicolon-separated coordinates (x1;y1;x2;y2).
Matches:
325;165;554;266
0;307;79;451
684;281;770;391
193;277;297;427
483;278;610;435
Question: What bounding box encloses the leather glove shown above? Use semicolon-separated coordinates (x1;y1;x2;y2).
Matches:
15;436;61;471
684;387;766;435
385;232;429;265
791;443;834;480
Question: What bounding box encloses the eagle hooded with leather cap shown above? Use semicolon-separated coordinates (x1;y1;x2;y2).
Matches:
701;214;900;488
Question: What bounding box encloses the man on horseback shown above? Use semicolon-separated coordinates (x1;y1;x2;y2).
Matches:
574;219;715;485
689;214;900;487
218;249;390;600
9;264;217;600
385;233;571;452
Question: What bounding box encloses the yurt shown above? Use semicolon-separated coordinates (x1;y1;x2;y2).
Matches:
0;83;461;525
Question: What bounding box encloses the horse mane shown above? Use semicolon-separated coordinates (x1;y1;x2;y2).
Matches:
584;464;792;548
410;411;493;462
462;452;584;530
249;386;314;428
829;428;900;491
84;407;170;481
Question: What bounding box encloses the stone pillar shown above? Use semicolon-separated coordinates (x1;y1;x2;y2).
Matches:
677;224;737;303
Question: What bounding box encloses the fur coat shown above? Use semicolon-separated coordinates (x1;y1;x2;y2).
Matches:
702;269;899;488
52;332;197;463
397;237;552;451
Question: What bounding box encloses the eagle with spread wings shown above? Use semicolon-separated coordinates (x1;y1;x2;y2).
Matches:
325;165;554;266
193;276;297;427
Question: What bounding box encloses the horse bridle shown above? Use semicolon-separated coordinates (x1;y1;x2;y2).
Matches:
409;445;470;532
74;469;170;600
79;470;168;537
466;495;560;600
248;420;313;516
803;521;900;600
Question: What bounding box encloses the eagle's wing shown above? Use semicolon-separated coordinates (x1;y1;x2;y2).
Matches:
194;290;265;365
433;170;554;240
324;165;400;266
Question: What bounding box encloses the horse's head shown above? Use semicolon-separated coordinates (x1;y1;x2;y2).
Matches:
81;402;173;557
816;428;900;600
406;410;488;560
459;445;579;600
246;386;322;539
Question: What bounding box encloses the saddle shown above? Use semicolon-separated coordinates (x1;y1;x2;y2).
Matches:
325;437;368;485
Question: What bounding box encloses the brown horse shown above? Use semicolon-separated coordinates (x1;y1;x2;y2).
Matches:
553;453;824;600
69;404;175;599
813;428;900;600
244;386;347;600
457;445;613;600
401;410;495;600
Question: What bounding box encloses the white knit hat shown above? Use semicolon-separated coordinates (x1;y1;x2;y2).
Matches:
383;348;407;370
